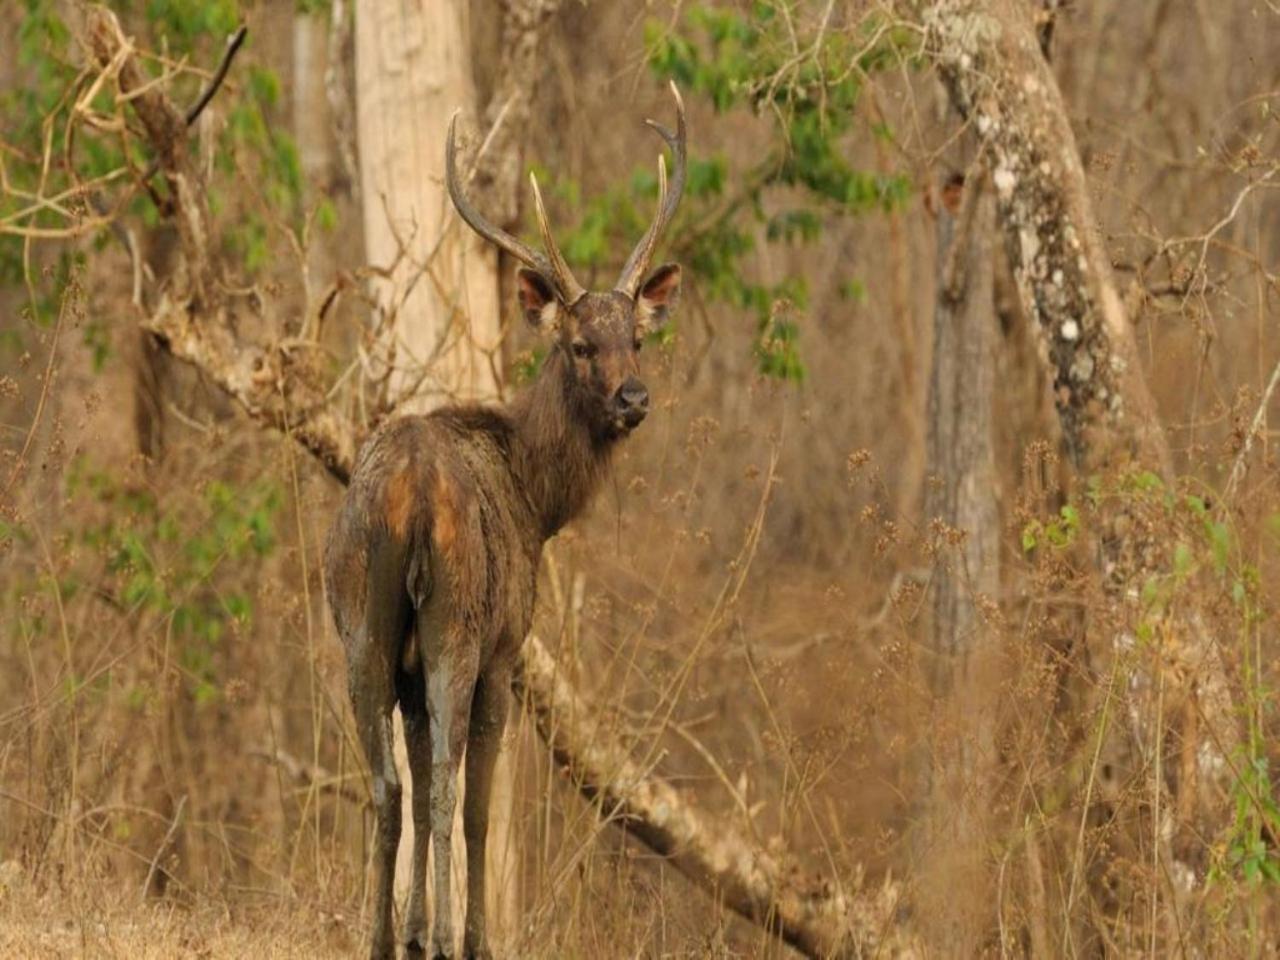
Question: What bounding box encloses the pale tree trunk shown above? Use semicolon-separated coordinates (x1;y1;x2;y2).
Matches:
920;175;1000;954
355;0;510;941
356;0;501;410
921;0;1167;474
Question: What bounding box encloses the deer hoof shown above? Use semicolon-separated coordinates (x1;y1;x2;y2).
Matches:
403;933;428;957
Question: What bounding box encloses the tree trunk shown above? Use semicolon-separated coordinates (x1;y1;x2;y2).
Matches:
921;0;1168;475
919;0;1238;946
919;175;1000;953
356;0;501;411
292;8;335;311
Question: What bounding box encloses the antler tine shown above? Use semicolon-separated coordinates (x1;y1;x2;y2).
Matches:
446;112;555;280
529;172;587;305
614;81;688;299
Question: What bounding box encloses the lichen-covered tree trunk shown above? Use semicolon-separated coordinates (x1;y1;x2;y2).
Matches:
921;0;1169;475
920;177;1000;954
919;0;1238;946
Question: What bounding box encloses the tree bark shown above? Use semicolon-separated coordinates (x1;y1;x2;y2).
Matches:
922;0;1169;475
356;0;501;411
925;176;1000;683
292;8;336;310
920;175;1000;954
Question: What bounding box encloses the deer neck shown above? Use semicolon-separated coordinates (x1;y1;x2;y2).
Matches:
508;349;612;541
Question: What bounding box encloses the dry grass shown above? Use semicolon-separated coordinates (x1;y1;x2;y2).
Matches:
0;869;357;959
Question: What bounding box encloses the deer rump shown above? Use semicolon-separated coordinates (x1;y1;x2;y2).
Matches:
325;409;540;701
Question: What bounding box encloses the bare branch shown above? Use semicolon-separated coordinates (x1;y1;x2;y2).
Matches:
143;288;357;483
183;25;248;126
250;747;367;808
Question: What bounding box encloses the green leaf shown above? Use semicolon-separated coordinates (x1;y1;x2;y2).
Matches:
1059;504;1079;536
315;198;338;232
1173;542;1193;578
839;278;867;304
1021;522;1040;553
1206;520;1231;573
1133;470;1164;493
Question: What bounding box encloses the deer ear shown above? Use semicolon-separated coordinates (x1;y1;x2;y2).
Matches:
517;268;563;334
635;263;681;337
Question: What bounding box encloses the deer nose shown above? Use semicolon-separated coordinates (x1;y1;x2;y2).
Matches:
616;377;649;421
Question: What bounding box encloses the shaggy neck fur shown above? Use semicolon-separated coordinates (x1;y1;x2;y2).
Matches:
507;348;615;540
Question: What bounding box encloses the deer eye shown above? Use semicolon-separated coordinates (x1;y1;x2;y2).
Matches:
571;340;595;359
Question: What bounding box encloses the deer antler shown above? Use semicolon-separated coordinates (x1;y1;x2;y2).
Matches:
614;81;687;299
448;84;686;306
529;171;587;305
446;113;586;305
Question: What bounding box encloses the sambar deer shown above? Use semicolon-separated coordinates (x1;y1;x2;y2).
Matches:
324;85;686;959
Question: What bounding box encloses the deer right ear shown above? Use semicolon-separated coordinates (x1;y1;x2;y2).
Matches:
516;268;563;334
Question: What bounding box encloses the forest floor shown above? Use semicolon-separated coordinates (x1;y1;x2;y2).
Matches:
0;872;358;959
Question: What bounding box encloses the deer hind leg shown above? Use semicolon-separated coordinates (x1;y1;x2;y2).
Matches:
462;665;510;960
352;530;412;960
349;663;400;960
422;620;479;960
399;667;433;955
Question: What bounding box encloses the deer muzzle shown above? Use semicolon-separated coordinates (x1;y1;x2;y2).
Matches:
615;377;650;430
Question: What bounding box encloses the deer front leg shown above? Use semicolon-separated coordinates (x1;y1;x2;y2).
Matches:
462;667;510;960
423;626;478;960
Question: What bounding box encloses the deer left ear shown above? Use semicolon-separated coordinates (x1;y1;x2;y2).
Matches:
635;263;681;337
516;268;564;335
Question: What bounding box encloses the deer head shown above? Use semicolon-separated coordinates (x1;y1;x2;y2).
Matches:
446;83;687;440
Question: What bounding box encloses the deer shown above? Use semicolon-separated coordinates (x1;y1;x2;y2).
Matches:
323;84;686;960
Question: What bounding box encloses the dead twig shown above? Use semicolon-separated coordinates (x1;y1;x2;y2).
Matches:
140;794;186;897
